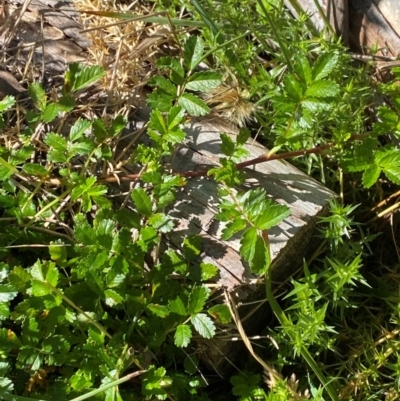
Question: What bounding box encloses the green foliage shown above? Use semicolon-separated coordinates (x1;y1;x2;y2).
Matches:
2;1;400;399
231;372;267;400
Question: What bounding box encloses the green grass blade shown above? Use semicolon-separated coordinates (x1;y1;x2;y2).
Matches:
189;0;247;78
69;370;147;401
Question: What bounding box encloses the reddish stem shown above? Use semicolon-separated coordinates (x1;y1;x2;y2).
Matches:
98;134;367;183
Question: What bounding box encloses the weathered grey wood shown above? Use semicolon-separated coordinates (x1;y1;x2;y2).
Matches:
169;116;336;282
284;0;349;45
350;0;400;57
1;0;89;75
374;0;400;34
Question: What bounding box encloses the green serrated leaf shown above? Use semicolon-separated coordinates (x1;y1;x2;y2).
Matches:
313;52;339;80
306;80;340;98
116;209;141;229
200;262;218;280
221;218;247;240
240;227;269;274
142;366;168;400
157;56;185;78
44;132;67;151
220;133;236;157
74;214;96;245
22;163;49;178
186;71;221;91
72;65;105;92
0;96;16;112
184;36;204;71
49;241;67;267
0;284;17;303
28;83;46;111
70;118;92;142
92;117;109;142
254;201;291;230
178;93;210;116
150;109;168;136
30;260;59;287
104;289;124;307
208;304;231;324
165;128;186;145
174;324;192;347
71;176;96;200
384;167;400;185
96;218;115;250
301;98;331;112
149;213;174;233
362;164;381;188
167;106;185;130
41;103;59;123
110;114;126;137
231;372;266;399
188;285;210;315
169;296;187;316
57;95;75;111
294;54;312;85
31;279;52;296
147;303;170;318
138;226;159;251
131;188;153;217
68;141;93;158
183;235;202;263
147;92;174;113
162;249;187;274
8;266;30;293
191;313;215;339
377;149;400;167
237;128;251;146
283;74;303;101
148;76;177;96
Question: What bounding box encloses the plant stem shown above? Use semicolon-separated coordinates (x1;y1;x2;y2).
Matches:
47;282;113;339
69;370;147;401
256;0;293;72
190;0;247;78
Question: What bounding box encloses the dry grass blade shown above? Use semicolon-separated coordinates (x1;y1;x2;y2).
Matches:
224;290;304;399
1;0;32;48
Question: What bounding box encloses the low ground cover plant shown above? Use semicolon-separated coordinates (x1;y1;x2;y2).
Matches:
1;0;400;400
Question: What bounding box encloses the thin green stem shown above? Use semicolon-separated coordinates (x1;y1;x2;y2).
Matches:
69;370;147;401
256;0;293;72
190;0;247;78
47;282;113;339
311;0;336;37
26;188;71;227
284;0;319;36
199;30;251;68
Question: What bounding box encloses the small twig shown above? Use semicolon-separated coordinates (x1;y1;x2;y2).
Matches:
371;189;400;212
98;140;338;183
35;134;366;186
350;52;399;62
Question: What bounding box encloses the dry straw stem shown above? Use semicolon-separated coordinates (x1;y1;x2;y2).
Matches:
224;290;304;399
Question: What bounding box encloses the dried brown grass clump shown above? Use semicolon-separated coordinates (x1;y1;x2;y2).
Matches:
74;0;177;112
